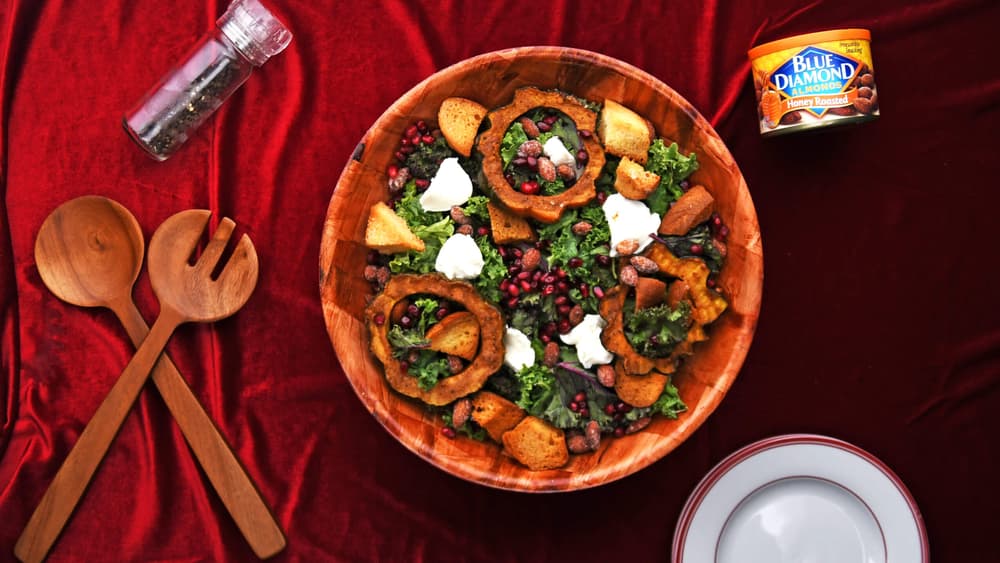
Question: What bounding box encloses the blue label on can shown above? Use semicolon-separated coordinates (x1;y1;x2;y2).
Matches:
770;46;859;116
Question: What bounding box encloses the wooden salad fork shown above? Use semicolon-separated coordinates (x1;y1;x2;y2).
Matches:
17;209;274;562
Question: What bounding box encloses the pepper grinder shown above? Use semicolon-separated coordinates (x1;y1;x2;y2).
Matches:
124;0;292;161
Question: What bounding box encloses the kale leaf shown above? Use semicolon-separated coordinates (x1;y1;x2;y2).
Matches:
405;136;455;179
387;216;453;275
626;379;687;420
624;300;692;358
473;235;505;303
644;140;699;215
387;325;429;356
408;350;452;391
501;122;528;169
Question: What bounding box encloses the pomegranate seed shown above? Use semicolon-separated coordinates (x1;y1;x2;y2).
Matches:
542;284;556;296
719;225;730;239
554;296;568;305
414;178;430;190
512;248;523;258
506;296;520;308
532;270;543;281
409;134;422;146
576;150;589;163
620;404;633;414
540;333;551;343
596;192;607;204
416;120;428;133
441;427;456;438
520;181;540;195
596;255;611;267
373;313;386;326
574;392;586;403
690;244;703;255
477;226;490;237
519;280;532;292
593;286;605;299
567;257;584;269
399;316;412;328
569;401;580;412
712;213;722;227
542;274;557;284
558;319;571;334
399;360;410;371
555;268;567;279
604;404;617;415
544;322;557;335
400;145;415;155
505;173;515;185
580;284;590;298
395;151;406;162
500;279;511;292
387;165;399;178
613;412;624;422
405;125;418;138
517;271;531;280
400;137;411;147
579;408;590;418
367;250;380;264
680;180;690;191
614;427;625;438
543;114;558;125
422;134;435;145
526;156;538;169
557;281;570;293
578;129;592;138
537;121;552;132
407;304;419;317
508;265;521;275
498;246;509;258
615;401;627;412
707;278;716;288
512;157;527;166
557;304;572;316
508;285;520;297
435;307;449;320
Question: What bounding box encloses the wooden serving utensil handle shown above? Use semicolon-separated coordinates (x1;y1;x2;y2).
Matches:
118;302;285;559
15;310;182;563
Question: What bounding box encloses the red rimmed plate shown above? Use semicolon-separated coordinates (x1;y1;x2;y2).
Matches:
672;434;928;562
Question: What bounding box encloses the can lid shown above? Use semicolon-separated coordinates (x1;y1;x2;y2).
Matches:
218;0;293;66
748;28;871;60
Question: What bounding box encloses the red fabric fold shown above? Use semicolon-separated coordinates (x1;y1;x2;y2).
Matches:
2;0;999;561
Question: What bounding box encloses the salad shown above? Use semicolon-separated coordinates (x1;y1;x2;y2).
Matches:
362;87;729;470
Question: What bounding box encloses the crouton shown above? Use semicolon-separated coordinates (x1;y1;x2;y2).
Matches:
501;416;569;471
487;200;536;245
438;97;487;157
634;277;667;311
471;391;526;442
614;157;660;200
658;185;715;236
365;201;425;254
425;311;480;361
614;363;670;408
598;100;655;164
666;280;691;308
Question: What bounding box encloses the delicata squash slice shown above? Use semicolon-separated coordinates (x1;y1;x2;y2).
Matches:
366;274;505;405
477;87;606;223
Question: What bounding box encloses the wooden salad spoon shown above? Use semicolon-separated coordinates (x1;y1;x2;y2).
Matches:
18;200;280;562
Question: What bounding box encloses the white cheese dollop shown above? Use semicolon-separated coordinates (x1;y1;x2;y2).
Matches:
602;193;660;257
542;136;576;168
419;157;473;212
434;233;484;280
503;326;535;372
560;314;613;368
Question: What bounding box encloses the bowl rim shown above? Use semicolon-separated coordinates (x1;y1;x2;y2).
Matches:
320;45;763;492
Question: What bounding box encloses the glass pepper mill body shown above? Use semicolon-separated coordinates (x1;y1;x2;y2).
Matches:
124;0;291;161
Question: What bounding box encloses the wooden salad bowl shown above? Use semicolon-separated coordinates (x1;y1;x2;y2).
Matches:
319;46;763;492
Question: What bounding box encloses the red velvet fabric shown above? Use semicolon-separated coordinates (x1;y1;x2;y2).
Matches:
2;0;998;561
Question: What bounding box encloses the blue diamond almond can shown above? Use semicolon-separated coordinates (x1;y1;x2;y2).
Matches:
748;29;879;137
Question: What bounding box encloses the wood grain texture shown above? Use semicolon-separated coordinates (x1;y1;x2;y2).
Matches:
18;208;264;561
28;197;284;560
319;47;763;492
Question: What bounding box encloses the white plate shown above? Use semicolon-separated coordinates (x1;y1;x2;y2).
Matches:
672;434;928;563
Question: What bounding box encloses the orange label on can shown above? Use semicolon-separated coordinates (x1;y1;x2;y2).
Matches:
749;29;879;135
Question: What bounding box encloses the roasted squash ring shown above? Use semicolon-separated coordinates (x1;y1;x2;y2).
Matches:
599;284;677;375
366;274;505;406
477;87;606;223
